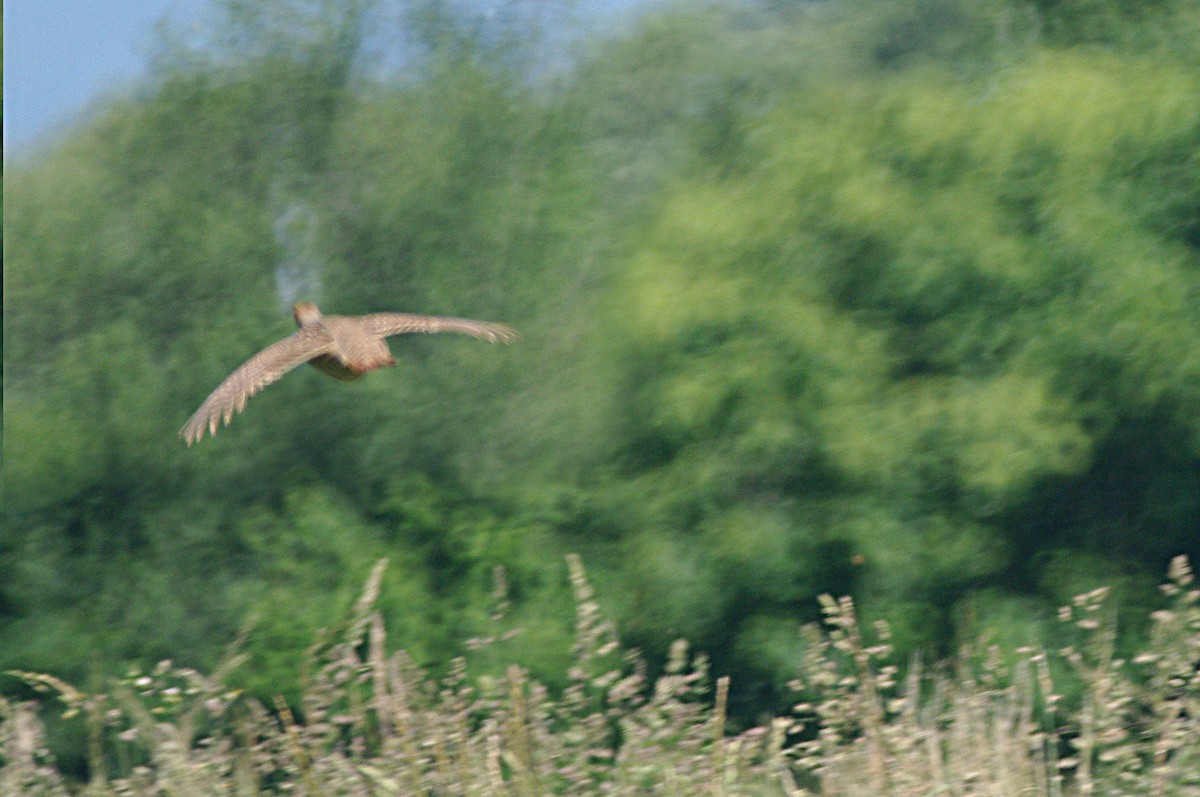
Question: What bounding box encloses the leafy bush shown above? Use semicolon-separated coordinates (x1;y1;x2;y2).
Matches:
5;0;1200;741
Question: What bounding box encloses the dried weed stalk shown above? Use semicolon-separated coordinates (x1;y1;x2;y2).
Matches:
3;556;1197;796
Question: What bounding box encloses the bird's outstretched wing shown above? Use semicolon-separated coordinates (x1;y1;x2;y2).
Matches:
180;327;334;446
359;313;518;343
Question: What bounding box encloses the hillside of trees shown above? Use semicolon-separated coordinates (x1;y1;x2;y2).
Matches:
4;0;1199;764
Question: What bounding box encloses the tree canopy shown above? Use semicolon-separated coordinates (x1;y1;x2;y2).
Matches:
4;0;1199;734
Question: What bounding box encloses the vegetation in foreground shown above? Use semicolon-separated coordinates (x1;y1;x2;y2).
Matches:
4;555;1197;796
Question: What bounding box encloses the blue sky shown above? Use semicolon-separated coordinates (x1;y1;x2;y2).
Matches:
5;0;209;157
4;0;650;160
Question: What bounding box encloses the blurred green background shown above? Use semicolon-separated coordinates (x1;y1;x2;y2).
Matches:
5;0;1199;727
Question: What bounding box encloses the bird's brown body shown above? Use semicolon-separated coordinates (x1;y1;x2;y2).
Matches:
180;301;516;445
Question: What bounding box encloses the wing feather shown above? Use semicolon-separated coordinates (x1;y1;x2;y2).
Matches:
179;327;334;445
359;313;518;343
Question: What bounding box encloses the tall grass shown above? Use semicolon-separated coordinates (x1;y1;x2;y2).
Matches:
4;555;1197;795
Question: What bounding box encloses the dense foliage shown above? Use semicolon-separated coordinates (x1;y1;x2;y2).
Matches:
4;0;1199;765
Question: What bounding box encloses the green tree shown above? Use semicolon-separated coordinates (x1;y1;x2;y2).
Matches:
4;0;1199;736
582;30;1200;702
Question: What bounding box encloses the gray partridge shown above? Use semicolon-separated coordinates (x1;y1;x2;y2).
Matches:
180;301;517;445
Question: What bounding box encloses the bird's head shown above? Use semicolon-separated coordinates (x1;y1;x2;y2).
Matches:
293;301;324;328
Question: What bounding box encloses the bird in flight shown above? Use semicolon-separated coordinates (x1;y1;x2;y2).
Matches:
180;301;517;445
